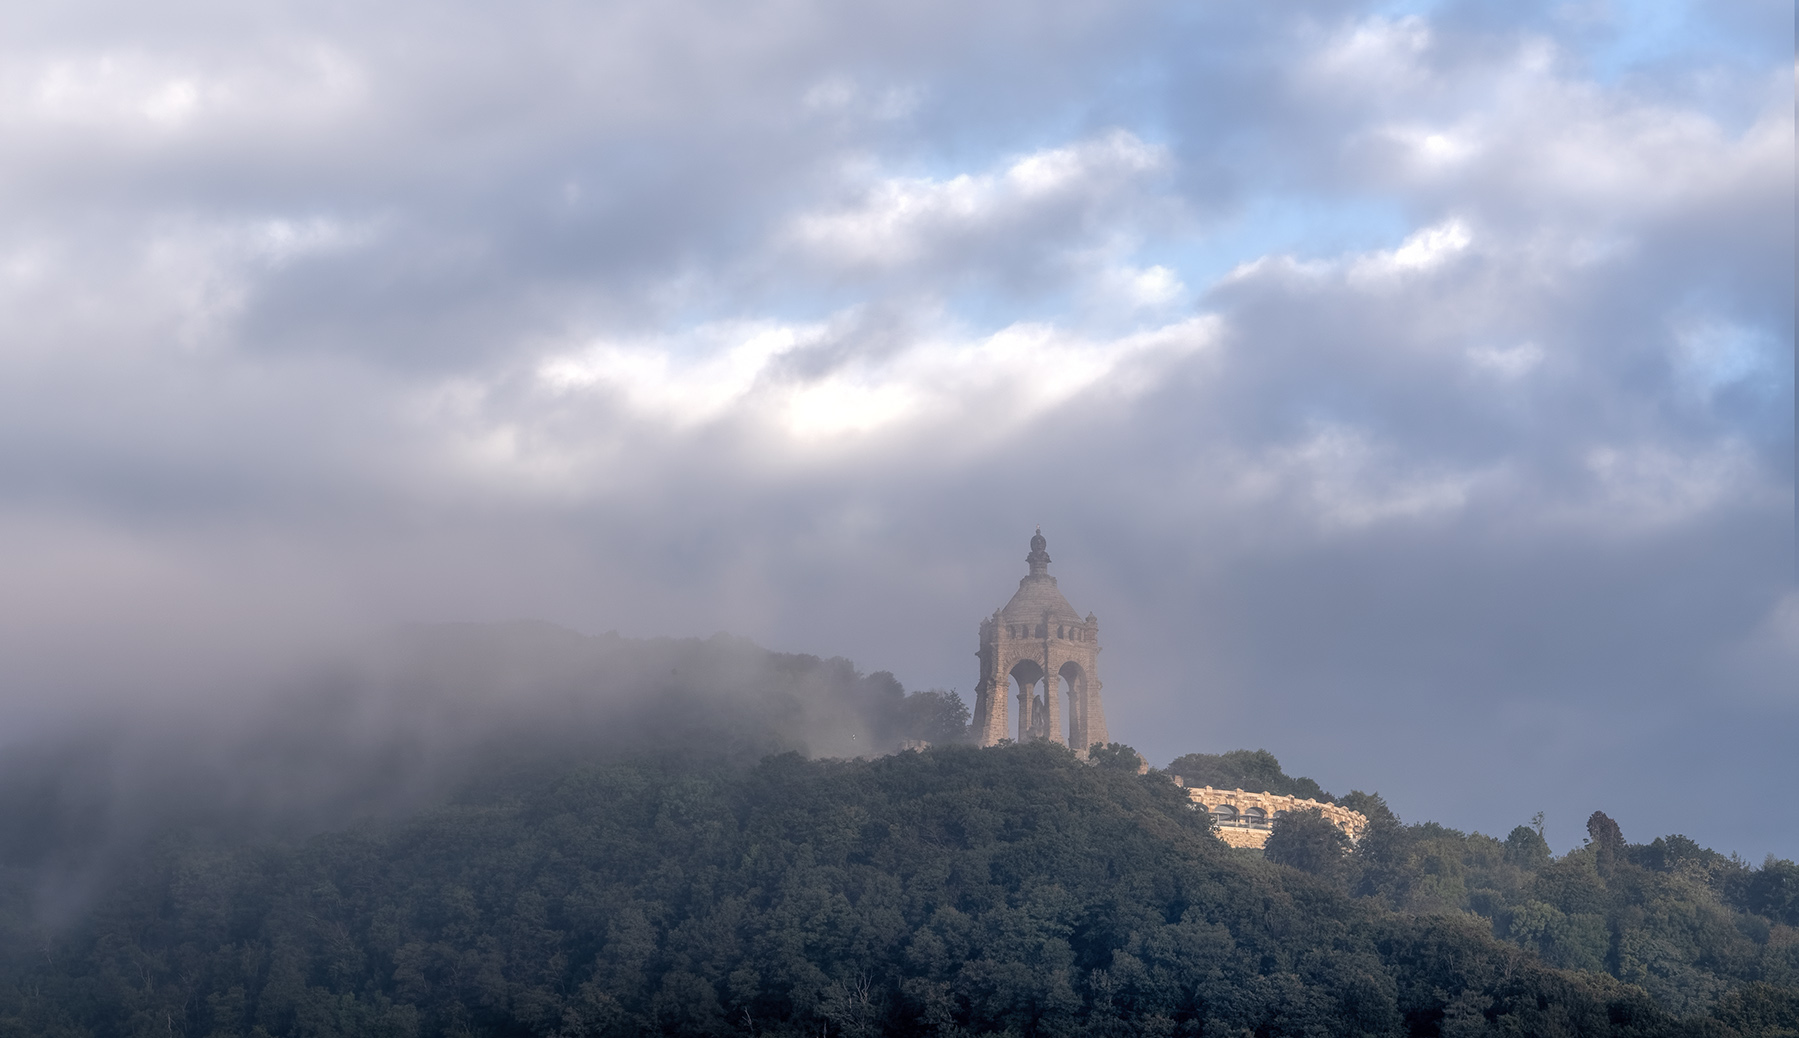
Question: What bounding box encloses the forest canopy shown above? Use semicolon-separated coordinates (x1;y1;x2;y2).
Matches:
0;624;1790;1037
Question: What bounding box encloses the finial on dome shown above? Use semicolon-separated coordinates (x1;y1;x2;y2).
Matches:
1026;527;1051;576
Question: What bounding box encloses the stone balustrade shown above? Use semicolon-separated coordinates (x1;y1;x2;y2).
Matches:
1173;783;1369;850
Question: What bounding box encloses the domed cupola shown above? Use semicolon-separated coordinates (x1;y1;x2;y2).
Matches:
999;528;1082;625
972;531;1109;754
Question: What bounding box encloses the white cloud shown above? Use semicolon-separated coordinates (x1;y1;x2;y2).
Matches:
1349;219;1472;283
2;215;380;354
1308;15;1433;96
538;320;829;427
802;75;920;120
0;0;1789;853
1381;124;1482;172
530;312;1218;457
1466;342;1545;379
1222;218;1475;292
25;53;209;129
1577;442;1771;531
789;130;1167;268
1230;425;1491;534
6;45;365;136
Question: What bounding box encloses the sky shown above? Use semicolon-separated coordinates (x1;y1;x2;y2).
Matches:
0;0;1791;859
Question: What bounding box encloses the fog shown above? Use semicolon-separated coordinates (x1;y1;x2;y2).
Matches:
0;622;943;924
0;0;1792;868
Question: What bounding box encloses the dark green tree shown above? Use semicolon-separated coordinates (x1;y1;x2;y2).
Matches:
1087;742;1143;771
898;689;970;744
1265;807;1351;881
1339;789;1396;825
1165;748;1335;801
1709;982;1799;1036
1587;810;1625;877
1745;857;1799;926
1504;824;1552;869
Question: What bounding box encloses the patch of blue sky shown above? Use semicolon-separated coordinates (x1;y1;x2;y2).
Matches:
1563;0;1787;83
1147;191;1415;298
881;193;1415;337
1371;0;1449;17
1676;319;1793;398
929;291;1057;340
707;190;1419;337
1367;0;1783;89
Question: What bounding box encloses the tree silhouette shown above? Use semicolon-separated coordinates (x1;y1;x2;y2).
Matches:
1587;810;1625;877
1265;807;1350;880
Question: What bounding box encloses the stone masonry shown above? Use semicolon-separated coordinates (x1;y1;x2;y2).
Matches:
1175;784;1369;849
973;530;1108;754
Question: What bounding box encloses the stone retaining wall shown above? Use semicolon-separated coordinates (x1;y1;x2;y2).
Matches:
1174;783;1369;850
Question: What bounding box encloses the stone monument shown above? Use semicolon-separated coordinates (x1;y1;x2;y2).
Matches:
972;529;1109;753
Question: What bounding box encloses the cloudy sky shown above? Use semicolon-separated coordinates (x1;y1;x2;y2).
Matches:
0;0;1791;857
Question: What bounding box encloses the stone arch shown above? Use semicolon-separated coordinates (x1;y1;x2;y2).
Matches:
1057;661;1088;750
1008;659;1047;742
1211;804;1238;826
1243;807;1268;829
974;531;1108;750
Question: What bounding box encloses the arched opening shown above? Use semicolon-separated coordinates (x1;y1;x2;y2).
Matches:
1211;804;1238;827
1244;807;1268;830
1058;661;1087;750
1008;659;1046;743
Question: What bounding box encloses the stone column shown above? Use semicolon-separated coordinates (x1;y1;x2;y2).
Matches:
975;642;1009;747
1065;670;1085;751
1083;678;1108;750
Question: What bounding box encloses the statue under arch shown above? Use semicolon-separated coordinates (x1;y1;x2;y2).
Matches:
973;529;1109;754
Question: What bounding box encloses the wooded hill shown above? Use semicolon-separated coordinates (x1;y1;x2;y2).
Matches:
0;626;1791;1037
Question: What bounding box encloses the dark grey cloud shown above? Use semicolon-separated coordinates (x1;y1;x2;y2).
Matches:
0;0;1790;860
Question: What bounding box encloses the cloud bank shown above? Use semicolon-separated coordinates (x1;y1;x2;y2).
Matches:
0;0;1790;857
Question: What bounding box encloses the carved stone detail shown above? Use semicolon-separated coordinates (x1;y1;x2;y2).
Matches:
1173;784;1370;848
974;530;1108;756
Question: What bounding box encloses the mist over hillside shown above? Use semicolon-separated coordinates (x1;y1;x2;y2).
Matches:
0;623;965;919
0;742;1793;1036
0;621;1792;1038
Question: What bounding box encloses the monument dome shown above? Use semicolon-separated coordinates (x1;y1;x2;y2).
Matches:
972;530;1109;754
